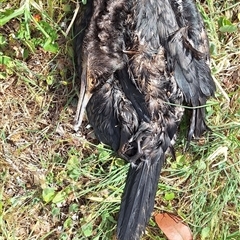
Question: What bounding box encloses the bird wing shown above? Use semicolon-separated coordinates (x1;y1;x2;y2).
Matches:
152;0;216;139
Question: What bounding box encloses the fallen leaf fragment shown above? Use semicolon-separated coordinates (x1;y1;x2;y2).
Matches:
155;212;193;240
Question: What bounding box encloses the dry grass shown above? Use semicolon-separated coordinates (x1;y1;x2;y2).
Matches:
0;0;240;239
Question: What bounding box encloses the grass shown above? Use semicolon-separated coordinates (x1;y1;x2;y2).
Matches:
0;0;239;239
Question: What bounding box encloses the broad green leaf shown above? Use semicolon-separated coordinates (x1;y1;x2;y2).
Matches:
52;190;67;204
67;155;79;171
0;35;6;45
201;227;210;239
0;72;6;79
98;150;110;160
42;187;55;203
68;168;81;180
0;55;12;65
64;217;73;229
164;192;175;201
219;25;237;33
218;17;232;27
46;76;54;85
43;39;59;53
69;203;79;213
81;223;93;237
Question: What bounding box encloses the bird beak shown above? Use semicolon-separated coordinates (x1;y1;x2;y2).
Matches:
73;71;92;132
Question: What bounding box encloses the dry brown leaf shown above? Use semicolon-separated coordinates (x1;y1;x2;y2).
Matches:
155;212;193;240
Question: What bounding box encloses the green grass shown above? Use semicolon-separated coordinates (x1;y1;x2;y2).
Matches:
0;0;239;239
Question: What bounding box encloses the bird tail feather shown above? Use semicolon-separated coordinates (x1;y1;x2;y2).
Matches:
117;152;164;240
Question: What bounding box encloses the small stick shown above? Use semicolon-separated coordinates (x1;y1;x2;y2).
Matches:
64;0;80;37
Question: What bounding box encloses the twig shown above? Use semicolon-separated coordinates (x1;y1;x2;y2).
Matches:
64;0;80;37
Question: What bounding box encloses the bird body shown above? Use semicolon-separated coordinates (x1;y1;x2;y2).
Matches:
73;0;216;239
